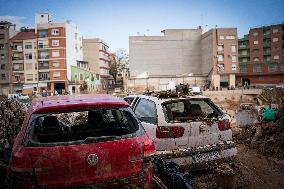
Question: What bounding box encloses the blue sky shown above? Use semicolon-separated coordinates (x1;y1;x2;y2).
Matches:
0;0;284;51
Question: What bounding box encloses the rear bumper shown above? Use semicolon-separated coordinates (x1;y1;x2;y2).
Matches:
154;141;237;168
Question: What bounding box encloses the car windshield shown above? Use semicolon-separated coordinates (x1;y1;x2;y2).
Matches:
27;107;140;146
163;99;222;122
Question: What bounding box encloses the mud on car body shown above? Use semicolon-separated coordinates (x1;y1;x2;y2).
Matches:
8;94;155;189
130;94;237;168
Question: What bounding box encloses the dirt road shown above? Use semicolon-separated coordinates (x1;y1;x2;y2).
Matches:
235;144;284;189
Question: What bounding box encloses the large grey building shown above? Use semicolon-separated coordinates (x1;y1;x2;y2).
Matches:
0;21;17;95
129;28;238;91
129;29;202;77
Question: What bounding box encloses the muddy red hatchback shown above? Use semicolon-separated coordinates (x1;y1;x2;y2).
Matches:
8;94;155;188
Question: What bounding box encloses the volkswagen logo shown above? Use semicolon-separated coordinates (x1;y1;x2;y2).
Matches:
86;154;98;166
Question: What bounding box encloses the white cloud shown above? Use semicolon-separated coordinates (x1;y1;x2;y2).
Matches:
0;16;31;30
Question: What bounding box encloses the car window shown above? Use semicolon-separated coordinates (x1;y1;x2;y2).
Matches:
134;98;157;124
163;99;221;122
124;97;134;105
27;108;141;146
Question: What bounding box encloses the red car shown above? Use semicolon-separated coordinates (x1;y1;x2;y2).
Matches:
8;94;155;188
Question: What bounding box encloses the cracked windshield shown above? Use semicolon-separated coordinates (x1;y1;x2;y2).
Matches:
0;0;283;188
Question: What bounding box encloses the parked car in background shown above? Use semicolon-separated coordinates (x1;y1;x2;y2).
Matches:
9;94;155;188
129;94;237;169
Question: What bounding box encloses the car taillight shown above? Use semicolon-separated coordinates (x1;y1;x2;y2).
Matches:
218;119;230;131
143;139;156;158
156;126;185;139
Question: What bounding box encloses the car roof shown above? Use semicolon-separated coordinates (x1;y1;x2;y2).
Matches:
31;94;129;113
133;94;209;103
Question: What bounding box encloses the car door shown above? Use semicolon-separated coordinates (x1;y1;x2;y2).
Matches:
134;98;158;141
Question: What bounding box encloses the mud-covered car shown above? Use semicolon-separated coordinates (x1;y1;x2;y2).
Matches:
130;94;237;168
8;94;155;188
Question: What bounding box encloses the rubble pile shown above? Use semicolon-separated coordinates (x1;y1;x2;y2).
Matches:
0;96;27;156
234;89;284;158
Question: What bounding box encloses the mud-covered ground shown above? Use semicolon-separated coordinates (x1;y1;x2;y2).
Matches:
191;144;284;189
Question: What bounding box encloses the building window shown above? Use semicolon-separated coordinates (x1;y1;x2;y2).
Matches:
35;74;37;81
53;61;60;67
253;32;258;36
273;55;279;60
231;64;237;71
25;53;33;60
52;40;60;46
217;55;224;62
26;74;33;81
253;57;259;62
226;35;235;40
272;38;279;42
272;29;278;33
0;44;4;50
53;72;61;78
24;42;32;49
240;65;247;73
80;73;83;80
74;73;78;79
217;64;224;71
232;55;237;62
268;64;278;72
253;40;258;45
52;50;60;57
1;74;6;80
51;29;60;35
231;45;236;53
1;54;5;59
219;35;224;40
0;64;5;70
241;50;248;55
242;58;248;62
266;56;271;61
253;64;262;73
217;45;224;51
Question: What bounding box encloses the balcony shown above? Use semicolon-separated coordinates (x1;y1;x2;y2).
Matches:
263;34;271;39
38;44;49;49
38;55;50;60
264;60;271;64
38;34;48;38
39;77;50;81
263;43;271;48
12;57;24;63
239;54;249;58
263;51;271;56
239;45;249;50
238;35;249;42
11;46;23;52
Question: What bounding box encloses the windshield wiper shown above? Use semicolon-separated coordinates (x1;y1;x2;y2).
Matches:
84;136;119;143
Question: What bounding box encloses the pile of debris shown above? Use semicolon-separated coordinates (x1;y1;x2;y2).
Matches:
234;89;284;159
0;96;27;162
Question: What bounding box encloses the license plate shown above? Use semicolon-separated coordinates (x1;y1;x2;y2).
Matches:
193;151;220;163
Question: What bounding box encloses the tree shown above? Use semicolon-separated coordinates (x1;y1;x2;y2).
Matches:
109;49;129;83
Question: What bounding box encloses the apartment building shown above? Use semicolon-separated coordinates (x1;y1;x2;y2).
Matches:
202;28;238;88
10;30;38;93
35;13;83;94
237;23;284;86
82;38;111;89
0;21;16;95
128;28;238;91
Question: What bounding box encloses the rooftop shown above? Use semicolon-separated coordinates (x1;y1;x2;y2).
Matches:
10;31;37;40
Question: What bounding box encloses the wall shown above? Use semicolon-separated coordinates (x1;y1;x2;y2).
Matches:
82;38;100;74
129;29;202;77
201;30;214;75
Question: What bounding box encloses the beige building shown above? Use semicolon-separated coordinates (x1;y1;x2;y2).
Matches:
202;28;238;89
10;30;38;93
82;38;111;89
128;28;238;91
0;21;17;95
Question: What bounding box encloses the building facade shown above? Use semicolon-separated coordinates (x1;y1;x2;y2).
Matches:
10;30;38;93
82;38;111;89
35;13;83;94
0;21;16;95
237;23;284;86
202;28;238;88
70;61;98;94
128;28;238;91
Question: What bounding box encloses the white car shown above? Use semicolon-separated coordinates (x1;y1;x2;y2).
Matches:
130;94;237;168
